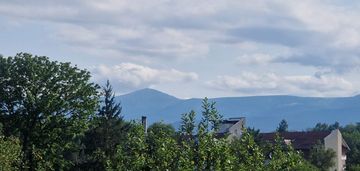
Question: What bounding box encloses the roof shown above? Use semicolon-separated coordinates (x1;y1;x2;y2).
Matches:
217;117;245;134
259;131;331;150
221;120;239;124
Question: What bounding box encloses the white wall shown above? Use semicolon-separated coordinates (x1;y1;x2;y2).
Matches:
324;129;344;171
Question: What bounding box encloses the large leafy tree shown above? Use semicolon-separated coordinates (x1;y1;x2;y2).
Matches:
0;53;99;170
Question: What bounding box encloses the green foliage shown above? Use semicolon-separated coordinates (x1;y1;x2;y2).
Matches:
0;53;99;170
115;122;147;171
230;130;264;171
195;98;227;171
146;122;178;170
178;110;197;170
247;127;261;144
78;80;128;170
0;124;22;171
266;134;306;170
309;122;360;169
178;98;232;171
308;142;335;171
310;122;340;132
176;139;194;171
196;133;231;171
147;122;176;137
291;161;319;171
341;123;360;170
276;119;288;132
348;164;360;171
180;110;196;136
198;97;222;134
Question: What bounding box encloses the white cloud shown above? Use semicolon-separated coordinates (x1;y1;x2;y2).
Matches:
2;0;360;97
207;72;354;97
2;0;360;69
92;63;198;91
276;1;360;70
54;24;209;60
237;53;274;65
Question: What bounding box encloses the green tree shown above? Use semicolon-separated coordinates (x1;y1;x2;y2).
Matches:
276;119;288;132
115;122;147;171
198;97;222;133
341;123;360;170
0;53;99;170
348;164;360;171
292;161;319;171
180;110;196;137
0;123;22;171
146;122;178;170
247;127;261;144
230;130;264;171
177;110;197;170
147;122;176;137
311;122;339;132
266;134;306;170
80;80;128;170
311;123;330;131
195;98;226;171
309;122;360;169
178;99;228;171
0;136;22;171
308;142;335;171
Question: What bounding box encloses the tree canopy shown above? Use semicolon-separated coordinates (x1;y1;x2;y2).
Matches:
276;119;288;132
0;53;99;170
308;142;335;171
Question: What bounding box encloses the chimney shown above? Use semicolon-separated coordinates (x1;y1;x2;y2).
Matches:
141;116;147;134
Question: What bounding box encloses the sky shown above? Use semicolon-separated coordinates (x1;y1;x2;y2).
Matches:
1;0;360;98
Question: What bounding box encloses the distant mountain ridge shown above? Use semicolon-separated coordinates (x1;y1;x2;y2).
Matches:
116;88;360;132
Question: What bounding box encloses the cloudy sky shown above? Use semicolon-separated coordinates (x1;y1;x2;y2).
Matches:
1;0;360;98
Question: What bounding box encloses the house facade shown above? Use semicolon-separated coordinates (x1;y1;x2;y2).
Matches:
260;129;350;171
324;129;349;171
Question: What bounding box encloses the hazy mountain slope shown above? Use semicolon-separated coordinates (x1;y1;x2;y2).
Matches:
117;89;360;132
116;88;181;123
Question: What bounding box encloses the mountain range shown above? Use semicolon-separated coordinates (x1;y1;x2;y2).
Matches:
116;88;360;132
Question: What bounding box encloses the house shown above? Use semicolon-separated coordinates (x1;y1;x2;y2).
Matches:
217;117;246;140
260;129;350;171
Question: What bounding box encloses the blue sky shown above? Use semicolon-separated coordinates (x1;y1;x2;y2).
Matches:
1;0;360;98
